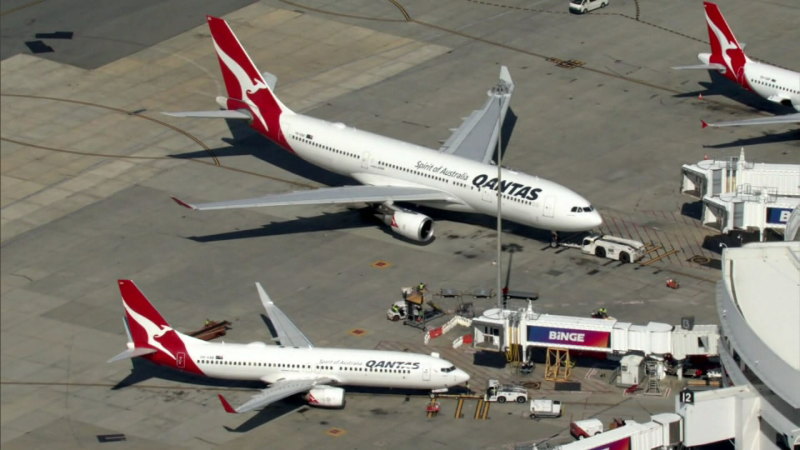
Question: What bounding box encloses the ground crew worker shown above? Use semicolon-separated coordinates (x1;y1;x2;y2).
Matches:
204;319;212;327
599;307;608;318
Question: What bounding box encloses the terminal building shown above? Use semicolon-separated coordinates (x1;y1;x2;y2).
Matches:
676;241;800;449
681;148;799;240
547;241;800;450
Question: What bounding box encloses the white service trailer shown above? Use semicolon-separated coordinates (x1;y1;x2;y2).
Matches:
558;414;682;449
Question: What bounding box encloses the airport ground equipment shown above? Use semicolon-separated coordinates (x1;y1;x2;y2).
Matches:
390;287;445;329
471;303;719;367
529;399;562;419
188;320;231;341
617;354;646;387
387;300;407;321
544;347;572;381
560;414;681;448
681;148;799;240
485;379;528;403
570;418;604;439
560;234;646;263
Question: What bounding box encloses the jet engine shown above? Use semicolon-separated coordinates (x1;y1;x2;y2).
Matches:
304;385;345;408
375;204;434;243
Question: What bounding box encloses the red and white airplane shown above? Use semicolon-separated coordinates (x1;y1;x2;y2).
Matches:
673;2;800;128
167;16;602;243
109;280;469;412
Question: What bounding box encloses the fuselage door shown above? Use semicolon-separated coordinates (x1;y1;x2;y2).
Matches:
422;364;431;381
177;352;186;369
481;188;494;203
361;152;370;169
543;196;555;218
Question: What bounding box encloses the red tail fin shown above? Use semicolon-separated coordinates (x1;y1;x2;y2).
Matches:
206;16;292;149
118;280;202;374
704;2;749;88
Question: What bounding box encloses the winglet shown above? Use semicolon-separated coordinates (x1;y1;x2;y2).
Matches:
171;196;197;210
256;282;273;308
701;120;709;129
218;394;237;413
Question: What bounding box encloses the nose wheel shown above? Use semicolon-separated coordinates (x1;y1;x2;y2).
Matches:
550;231;559;248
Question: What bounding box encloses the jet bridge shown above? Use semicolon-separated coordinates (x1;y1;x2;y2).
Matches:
471;303;718;360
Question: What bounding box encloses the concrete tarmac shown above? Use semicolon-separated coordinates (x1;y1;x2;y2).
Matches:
2;0;798;448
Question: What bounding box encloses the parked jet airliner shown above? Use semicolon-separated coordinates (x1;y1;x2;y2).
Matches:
109;280;469;413
168;16;602;243
673;2;799;128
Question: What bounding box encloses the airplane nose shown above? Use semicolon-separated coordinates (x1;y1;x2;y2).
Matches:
589;211;603;228
455;369;470;385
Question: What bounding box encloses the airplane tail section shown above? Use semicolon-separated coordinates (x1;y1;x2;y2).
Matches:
206;15;294;149
109;280;203;375
703;1;750;87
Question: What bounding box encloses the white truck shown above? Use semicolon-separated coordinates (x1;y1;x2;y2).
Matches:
529;399;562;419
485;379;528;403
563;234;646;263
570;418;604;439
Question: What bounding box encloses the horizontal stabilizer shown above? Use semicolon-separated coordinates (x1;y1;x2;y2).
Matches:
702;112;800;128
162;110;252;120
107;347;157;363
672;63;727;72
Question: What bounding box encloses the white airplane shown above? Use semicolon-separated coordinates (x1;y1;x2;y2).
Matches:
167;16;602;243
673;1;800;128
109;280;470;413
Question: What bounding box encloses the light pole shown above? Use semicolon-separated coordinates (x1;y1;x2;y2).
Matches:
495;94;503;310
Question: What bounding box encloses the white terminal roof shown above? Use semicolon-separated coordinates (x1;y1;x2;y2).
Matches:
722;242;800;372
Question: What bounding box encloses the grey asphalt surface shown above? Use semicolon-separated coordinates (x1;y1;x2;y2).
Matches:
2;0;798;448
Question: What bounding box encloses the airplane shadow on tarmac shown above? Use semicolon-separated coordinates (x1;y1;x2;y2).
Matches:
112;358;308;429
674;72;788;115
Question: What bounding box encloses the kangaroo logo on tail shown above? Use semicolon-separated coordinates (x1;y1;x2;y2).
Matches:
704;2;750;89
117;280;202;374
207;16;293;150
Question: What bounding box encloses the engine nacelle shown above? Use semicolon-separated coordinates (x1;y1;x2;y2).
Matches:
377;207;434;242
304;385;345;408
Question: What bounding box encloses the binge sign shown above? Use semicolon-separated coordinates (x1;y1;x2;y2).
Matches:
587;437;631;450
527;326;611;348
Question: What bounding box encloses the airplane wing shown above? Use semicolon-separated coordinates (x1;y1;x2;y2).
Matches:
672;63;727;71
438;66;514;164
256;282;313;349
172;185;455;211
218;377;331;413
702;112;800;128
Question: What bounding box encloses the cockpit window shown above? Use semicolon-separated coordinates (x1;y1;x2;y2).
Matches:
571;206;594;213
440;366;456;373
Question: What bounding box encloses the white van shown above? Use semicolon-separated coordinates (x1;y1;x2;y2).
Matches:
570;0;608;14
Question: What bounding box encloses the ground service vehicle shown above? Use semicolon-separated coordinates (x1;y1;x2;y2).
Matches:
570;234;646;263
571;418;604;439
386;300;408;321
570;0;608;14
486;379;528;403
529;399;562;419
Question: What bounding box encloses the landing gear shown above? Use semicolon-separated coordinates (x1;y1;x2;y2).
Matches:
550;231;559;248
